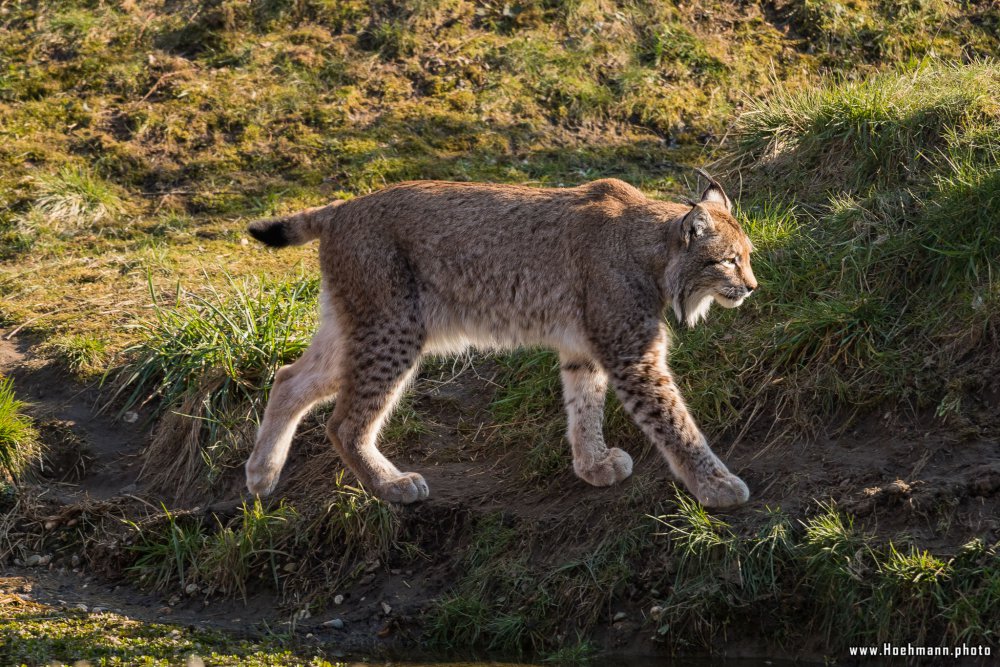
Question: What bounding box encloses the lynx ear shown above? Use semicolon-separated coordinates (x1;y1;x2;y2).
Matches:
682;205;713;248
696;168;732;213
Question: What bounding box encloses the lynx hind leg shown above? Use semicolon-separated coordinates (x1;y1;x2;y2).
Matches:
560;356;633;487
326;323;429;504
603;326;748;508
245;318;344;496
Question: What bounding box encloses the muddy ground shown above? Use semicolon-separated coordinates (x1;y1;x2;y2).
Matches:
1;329;999;662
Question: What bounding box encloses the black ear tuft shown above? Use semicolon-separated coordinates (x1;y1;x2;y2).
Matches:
695;168;732;213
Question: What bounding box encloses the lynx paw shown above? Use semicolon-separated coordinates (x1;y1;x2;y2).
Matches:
574;447;633;487
695;471;749;508
246;461;280;497
374;472;430;504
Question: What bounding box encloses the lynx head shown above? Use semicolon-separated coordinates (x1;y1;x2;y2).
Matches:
669;172;758;328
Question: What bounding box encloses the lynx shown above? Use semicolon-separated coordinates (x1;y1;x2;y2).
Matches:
244;174;757;508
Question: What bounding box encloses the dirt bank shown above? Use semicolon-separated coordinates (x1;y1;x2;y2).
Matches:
2;330;998;664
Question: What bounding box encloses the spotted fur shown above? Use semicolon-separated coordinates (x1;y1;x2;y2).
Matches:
244;176;758;507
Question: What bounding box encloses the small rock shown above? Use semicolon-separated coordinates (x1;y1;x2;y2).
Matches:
185;655;205;667
91;607;105;614
283;562;298;573
390;568;401;575
333;594;344;605
295;608;311;621
168;594;181;606
44;520;58;531
38;554;52;566
886;479;911;495
185;583;199;595
381;602;392;615
322;618;345;629
71;555;81;568
25;554;41;567
305;633;313;639
123;411;139;424
613;611;627;622
649;605;664;621
75;603;88;612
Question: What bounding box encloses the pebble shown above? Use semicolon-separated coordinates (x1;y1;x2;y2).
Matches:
381;602;392;615
283;562;298;573
322;618;345;629
184;583;199;595
613;611;627;622
185;654;205;667
75;603;89;612
333;594;344;605
91;607;105;614
123;411;139;424
649;605;664;621
25;554;41;567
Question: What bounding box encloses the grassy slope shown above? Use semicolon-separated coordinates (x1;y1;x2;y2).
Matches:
2;0;1000;660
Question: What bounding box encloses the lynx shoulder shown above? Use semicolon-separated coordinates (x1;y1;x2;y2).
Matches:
245;175;757;508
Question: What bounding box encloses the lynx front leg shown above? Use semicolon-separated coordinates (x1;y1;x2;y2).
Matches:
560;356;632;486
601;326;749;508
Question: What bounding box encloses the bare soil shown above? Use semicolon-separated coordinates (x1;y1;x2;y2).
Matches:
2;330;999;660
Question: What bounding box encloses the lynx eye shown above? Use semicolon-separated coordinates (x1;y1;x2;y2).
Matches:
720;258;737;269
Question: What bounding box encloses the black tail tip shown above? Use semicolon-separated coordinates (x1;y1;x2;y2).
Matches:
247;219;290;248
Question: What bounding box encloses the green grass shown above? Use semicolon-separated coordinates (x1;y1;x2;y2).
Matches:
0;376;38;482
43;333;109;379
125;506;207;593
122;479;405;604
108;274;319;493
31;166;128;229
650;497;1000;651
426;510;650;655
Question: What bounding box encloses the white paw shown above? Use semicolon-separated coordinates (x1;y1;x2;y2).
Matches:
374;472;430;504
695;472;749;508
246;461;280;497
574;447;633;487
